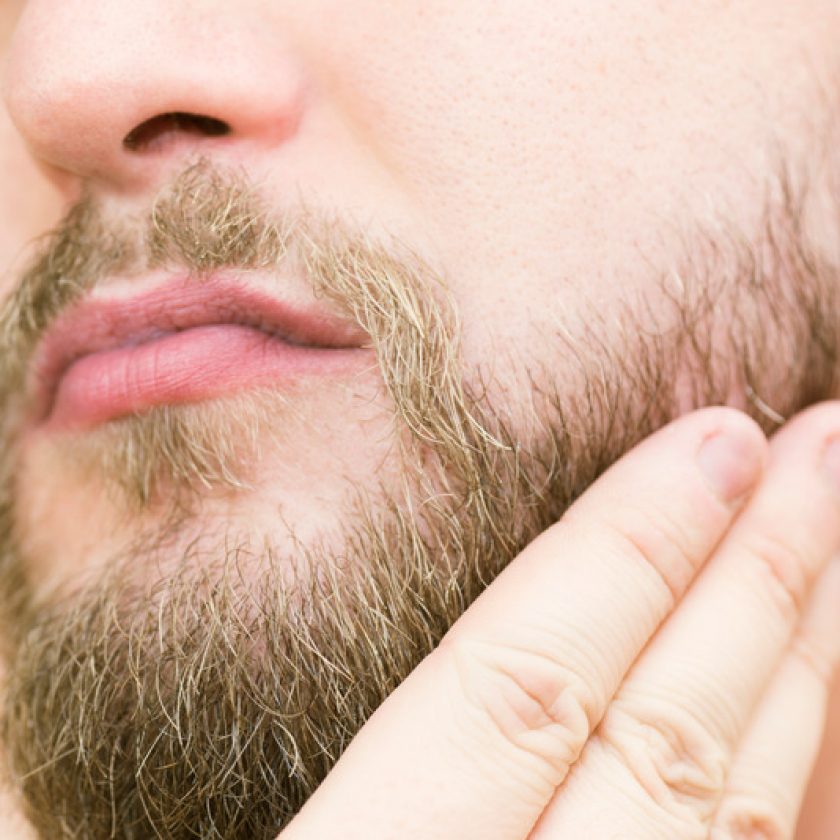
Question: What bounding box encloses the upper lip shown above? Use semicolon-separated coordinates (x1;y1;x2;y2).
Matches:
28;274;369;422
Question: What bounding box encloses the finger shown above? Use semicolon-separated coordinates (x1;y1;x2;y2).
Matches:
281;408;766;840
530;402;840;839
711;557;840;840
0;792;36;840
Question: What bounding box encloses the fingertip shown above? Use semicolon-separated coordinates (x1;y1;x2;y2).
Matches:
696;423;766;503
770;400;840;450
664;407;767;504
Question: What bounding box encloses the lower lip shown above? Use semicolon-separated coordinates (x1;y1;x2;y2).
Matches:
46;324;365;428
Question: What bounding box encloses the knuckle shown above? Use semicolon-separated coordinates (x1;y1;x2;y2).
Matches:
713;797;790;840
595;503;700;602
443;635;597;787
738;528;811;615
789;634;835;684
600;697;728;822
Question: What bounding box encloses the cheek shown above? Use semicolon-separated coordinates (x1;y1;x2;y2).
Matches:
0;36;62;291
298;0;832;383
293;3;661;380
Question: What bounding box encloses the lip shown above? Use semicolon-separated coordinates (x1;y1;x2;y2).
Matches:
29;275;371;429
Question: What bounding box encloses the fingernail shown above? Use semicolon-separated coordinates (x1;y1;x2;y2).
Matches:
697;429;763;503
823;438;840;493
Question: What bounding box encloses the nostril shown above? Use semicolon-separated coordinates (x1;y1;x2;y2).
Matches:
123;112;231;152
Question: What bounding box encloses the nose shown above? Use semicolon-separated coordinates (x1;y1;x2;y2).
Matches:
3;1;307;194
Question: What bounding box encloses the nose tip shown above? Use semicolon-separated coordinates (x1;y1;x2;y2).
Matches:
4;2;306;193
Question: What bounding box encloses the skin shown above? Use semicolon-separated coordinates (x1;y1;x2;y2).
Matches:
0;4;54;836
2;0;840;836
0;0;60;281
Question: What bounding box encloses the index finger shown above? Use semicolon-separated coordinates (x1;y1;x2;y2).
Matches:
281;408;766;840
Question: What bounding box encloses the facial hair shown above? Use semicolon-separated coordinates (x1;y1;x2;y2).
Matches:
1;160;839;839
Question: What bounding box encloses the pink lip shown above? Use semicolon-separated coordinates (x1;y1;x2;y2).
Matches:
30;276;370;429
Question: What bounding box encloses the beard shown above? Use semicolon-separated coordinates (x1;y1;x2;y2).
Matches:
1;160;839;839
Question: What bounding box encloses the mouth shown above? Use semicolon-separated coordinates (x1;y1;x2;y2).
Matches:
29;275;372;429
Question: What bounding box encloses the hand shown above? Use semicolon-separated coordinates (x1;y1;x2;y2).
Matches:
280;404;840;839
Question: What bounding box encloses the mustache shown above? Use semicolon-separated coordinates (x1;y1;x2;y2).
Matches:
0;160;509;516
0;160;488;446
0;163;297;401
